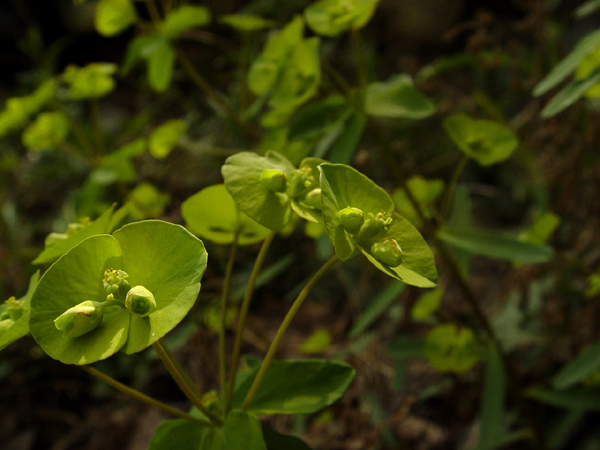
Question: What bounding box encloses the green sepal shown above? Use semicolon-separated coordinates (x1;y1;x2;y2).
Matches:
222;152;296;230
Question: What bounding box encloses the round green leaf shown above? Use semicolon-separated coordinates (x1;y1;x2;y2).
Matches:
222;152;296;230
182;184;269;245
149;119;186;159
147;41;176;92
112;221;207;354
63;63;117;100
161;5;211;40
29;235;130;365
444;114;519;166
95;0;138;37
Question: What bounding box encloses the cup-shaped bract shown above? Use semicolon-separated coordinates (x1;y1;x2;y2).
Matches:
319;163;437;288
125;285;157;317
222;151;325;230
30;220;207;364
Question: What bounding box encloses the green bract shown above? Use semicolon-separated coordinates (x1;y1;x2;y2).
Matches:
304;0;381;36
29;220;207;365
319;163;437;288
181;184;269;245
222;152;325;230
365;74;436;119
149;119;186;159
125;285;157;317
54;300;105;338
0;272;39;351
443;114;519;166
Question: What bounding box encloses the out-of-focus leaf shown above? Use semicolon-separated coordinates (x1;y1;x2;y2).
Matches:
437;227;554;264
300;328;332;354
541;65;600;117
305;0;381;36
22;111;69;151
62;63;118;99
95;0;137;36
411;288;442;321
519;212;560;245
425;323;480;373
161;5;211;39
365;74;435;119
527;386;600;410
220;14;274;32
127;182;170;219
349;281;404;337
149;119;186;159
147;41;176;92
553;339;600;390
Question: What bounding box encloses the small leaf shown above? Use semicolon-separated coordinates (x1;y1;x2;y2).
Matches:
0;79;56;138
233;359;355;415
161;5;211;39
444;114;519;166
95;0;137;37
149;119;186;159
300;328;332;354
147;41;176;92
127;182;170;219
182;184;269;245
392;175;445;227
519;212;560;245
21;111;69;151
305;0;381;36
92;138;146;185
365;74;435;119
411;288;442;321
437;227;554;264
222;151;296;230
425;323;480;373
62;63;118;100
220;14;274;32
527;386;600;410
121;35;165;75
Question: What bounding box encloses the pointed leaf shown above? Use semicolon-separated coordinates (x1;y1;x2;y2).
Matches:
147;41;175;92
438;227;554;264
540;65;600;117
233;359;355;415
553;339;600;390
149;119;186;159
161;5;211;39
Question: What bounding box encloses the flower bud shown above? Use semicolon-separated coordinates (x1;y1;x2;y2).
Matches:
289;168;313;198
54;300;104;338
125;285;157;317
336;207;364;234
356;212;392;242
259;169;288;193
370;239;403;267
304;188;322;210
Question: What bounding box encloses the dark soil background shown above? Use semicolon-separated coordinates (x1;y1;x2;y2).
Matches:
2;0;600;449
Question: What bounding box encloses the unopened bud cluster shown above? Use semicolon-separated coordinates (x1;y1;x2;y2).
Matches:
337;207;403;267
259;164;322;211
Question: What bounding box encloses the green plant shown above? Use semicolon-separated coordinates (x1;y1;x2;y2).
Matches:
3;0;598;449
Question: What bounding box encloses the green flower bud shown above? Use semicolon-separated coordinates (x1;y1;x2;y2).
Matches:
260;169;288;193
289;168;313;198
336;206;364;234
103;268;129;288
370;239;403;267
304;188;322;210
54;300;104;338
356;212;392;242
125;285;157;317
105;283;120;296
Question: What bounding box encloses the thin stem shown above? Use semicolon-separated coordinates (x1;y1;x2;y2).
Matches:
225;230;276;413
241;254;340;411
152;340;223;426
175;47;262;141
219;229;240;404
440;154;469;222
81;365;214;427
144;0;162;24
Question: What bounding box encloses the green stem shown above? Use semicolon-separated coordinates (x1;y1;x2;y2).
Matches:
81;366;214;427
152;340;223;426
89;99;105;156
225;230;276;413
175;47;262;141
144;0;162;24
440;154;470;222
219;229;240;405
240;254;340;411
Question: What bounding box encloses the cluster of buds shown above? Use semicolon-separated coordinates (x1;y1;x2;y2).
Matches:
260;166;323;211
54;268;158;338
0;296;25;333
336;207;403;267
